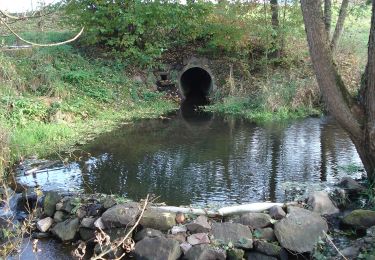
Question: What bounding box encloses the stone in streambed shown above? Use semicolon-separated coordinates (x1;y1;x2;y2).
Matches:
186;215;211;233
254;227;276;241
239;213;272;228
81;217;95;229
184;244;226;260
134;237;181;260
37;217;53;232
54;210;69;223
307;191;339;215
101;202;140;228
43;191;61;217
140;208;176;231
254;241;288;259
269;205;286;220
51;218;79;241
211;222;253;249
274;206;328;253
339;177;365;193
134;228;164;242
187;233;210;245
342;209;375;229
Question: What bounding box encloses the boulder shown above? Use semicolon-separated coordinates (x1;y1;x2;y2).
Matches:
79;227;96;241
180;242;192;254
54;210;69;223
81;217;96;229
254;228;276;241
101;202;140;228
60;198;73;213
51;218;79;241
94;217;105;230
76;207;87;219
239;213;272;229
102;196;117;209
187;233;210;245
342;209;375;229
247;252;277;260
43;191;61;217
134;228;164;242
140;208;176;231
269;206;286;220
171;225;187;235
254;241;288;259
37;217;53;232
134;237;181;260
274;206;328;253
167;233;187;243
106;228;130;241
339;177;365;193
210;222;253;249
307;191;339;215
186;216;211;233
184;244;226;260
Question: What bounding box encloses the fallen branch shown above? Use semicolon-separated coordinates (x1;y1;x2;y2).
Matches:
91;194;150;260
0;17;84;47
152;202;286;217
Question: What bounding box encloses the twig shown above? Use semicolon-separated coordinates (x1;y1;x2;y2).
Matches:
323;231;348;260
0;17;84;47
90;194;150;260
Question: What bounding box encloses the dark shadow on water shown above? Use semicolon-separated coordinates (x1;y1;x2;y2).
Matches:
179;95;213;125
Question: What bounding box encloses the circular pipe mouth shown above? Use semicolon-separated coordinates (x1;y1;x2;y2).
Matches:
179;66;213;98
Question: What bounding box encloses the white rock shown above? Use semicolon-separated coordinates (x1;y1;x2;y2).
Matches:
94;217;105;230
308;191;339;215
171;225;187;235
37;217;53;232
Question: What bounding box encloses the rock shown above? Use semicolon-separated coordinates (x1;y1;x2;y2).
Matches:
307;191;339;215
51;218;79;241
134;237;181;260
134;228;164;242
187;233;210;245
79;227;96;241
269;206;286;220
54;210;69;223
167;233;187;243
339;177;365;193
254;228;276;241
186;216;211;233
211;222;253;249
86;203;103;217
106;228;130;241
239;213;272;229
55;202;63;211
60;198;73;213
342;209;375;229
37;217;53;232
180;242;192;254
184;244;226;260
94;217;105;230
81;217;96;229
76;207;87;219
102;202;140;228
176;212;186;224
274;206;328;253
43;191;61;217
247;252;277;260
140;208;176;231
341;246;360;258
102;196;116;209
94;243;124;259
31;232;50;239
227;248;245;260
171;225;187;234
254;241;288;259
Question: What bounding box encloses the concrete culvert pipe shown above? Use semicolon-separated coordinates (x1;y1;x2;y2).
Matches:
179;66;213;98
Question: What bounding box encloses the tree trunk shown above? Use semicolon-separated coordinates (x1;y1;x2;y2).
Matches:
331;0;349;52
324;0;332;36
270;0;280;58
300;0;375;181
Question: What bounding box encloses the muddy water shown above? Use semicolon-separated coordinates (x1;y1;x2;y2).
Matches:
16;112;363;206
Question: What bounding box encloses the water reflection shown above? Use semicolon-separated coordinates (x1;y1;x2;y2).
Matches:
16;115;362;206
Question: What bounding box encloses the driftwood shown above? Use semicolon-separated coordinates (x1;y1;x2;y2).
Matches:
152;202;288;217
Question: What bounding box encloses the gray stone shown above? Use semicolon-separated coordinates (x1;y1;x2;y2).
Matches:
134;237;181;260
274;206;328;253
43;191;61;217
187;233;210;245
79;227;96;241
341;246;360;258
339;177;365;193
51;218;79;241
247;252;277;260
239;213;272;229
254;228;276;241
342;209;375;229
227;248;245;260
140;208;176;231
94;217;105;229
55;202;63;211
134;228;164;242
307;191;339;215
102;196;117;209
269;206;286;220
60;198;73;213
255;241;288;259
81;217;95;229
184;244;226;260
186;216;211;233
31;232;50;239
211;222;253;249
76;207;87;219
171;225;187;234
106;227;130;241
37;217;53;232
167;233;187;243
54;210;69;223
180;242;192;254
102;202;140;228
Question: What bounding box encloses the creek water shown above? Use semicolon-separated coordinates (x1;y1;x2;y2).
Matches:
16;110;363;207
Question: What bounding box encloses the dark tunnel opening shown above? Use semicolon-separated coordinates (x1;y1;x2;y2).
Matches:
180;67;213;99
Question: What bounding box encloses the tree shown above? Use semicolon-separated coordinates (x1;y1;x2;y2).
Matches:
300;0;375;181
270;0;280;58
324;0;332;35
331;0;349;51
